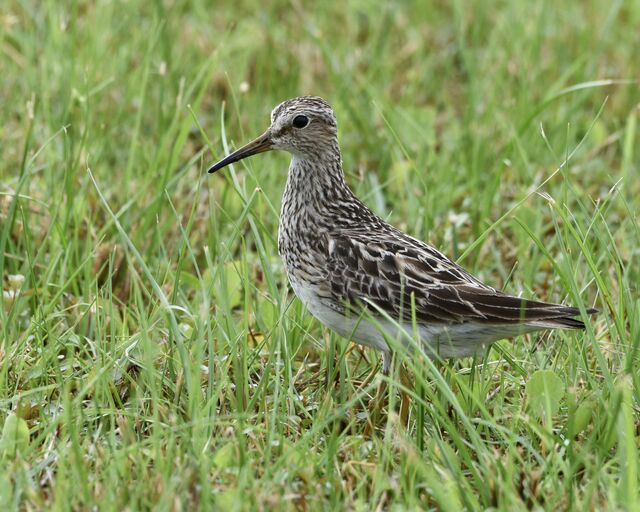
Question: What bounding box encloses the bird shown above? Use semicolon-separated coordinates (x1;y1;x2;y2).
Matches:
207;96;597;377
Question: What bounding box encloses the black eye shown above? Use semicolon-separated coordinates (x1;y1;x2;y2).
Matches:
292;115;309;128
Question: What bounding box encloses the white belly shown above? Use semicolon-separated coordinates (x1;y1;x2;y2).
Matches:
290;278;391;353
288;279;523;360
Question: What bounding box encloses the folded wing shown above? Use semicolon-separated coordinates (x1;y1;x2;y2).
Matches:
324;233;595;328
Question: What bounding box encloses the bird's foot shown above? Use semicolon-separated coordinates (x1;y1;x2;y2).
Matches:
364;379;387;436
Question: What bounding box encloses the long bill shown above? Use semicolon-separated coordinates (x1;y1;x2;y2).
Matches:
207;131;273;173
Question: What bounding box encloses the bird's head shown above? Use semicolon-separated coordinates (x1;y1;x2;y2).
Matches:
207;96;338;174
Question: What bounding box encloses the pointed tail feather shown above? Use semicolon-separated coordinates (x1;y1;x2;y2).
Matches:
527;307;598;330
453;286;599;328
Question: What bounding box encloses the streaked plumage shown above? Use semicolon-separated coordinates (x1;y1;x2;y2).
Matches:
208;96;597;372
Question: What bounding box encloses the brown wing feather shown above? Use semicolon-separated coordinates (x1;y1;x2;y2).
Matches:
325;234;595;327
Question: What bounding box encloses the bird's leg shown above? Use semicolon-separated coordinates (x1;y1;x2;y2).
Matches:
357;353;380;392
375;351;392;406
399;363;413;427
362;351;416;432
364;352;391;433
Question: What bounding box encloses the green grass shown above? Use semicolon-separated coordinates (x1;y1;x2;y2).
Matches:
1;0;638;509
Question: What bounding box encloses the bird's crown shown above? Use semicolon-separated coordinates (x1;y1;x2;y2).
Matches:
271;96;337;128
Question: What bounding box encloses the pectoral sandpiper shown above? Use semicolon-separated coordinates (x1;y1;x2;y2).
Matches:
208;96;597;378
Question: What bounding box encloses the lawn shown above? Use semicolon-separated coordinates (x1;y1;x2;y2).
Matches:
1;0;638;509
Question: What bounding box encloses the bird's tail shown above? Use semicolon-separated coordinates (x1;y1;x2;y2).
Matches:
527;307;598;330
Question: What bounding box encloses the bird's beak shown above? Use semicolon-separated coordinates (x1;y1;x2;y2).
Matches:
207;130;273;174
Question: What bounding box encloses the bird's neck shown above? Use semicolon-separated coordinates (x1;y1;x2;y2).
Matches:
282;147;355;215
278;153;355;259
278;144;380;262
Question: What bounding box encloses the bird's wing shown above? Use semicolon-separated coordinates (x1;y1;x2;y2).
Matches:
324;233;586;326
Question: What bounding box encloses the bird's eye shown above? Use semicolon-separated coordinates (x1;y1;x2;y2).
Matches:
292;115;309;128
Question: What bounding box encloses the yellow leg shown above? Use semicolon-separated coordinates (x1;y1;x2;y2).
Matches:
363;353;414;433
363;378;387;436
357;360;380;392
363;353;391;435
399;364;413;427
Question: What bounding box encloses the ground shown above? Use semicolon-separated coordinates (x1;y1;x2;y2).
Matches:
0;0;638;509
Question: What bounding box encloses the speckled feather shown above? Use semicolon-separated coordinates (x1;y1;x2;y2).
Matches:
209;96;597;370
